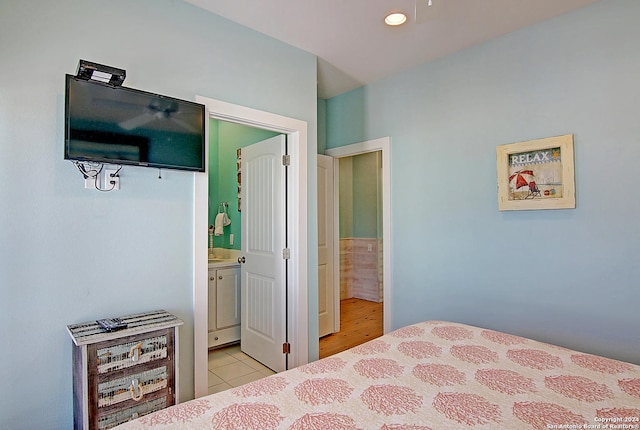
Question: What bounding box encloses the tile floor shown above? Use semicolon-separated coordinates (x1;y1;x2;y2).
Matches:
208;343;276;395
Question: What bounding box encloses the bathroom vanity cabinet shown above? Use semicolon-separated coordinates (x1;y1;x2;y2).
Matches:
208;263;241;348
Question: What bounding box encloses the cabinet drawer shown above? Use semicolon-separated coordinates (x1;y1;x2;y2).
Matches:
97;397;167;430
96;335;168;374
98;366;168;408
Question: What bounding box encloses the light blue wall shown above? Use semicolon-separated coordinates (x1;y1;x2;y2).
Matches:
352;152;381;238
0;1;317;429
327;0;640;364
317;98;327;154
339;153;382;239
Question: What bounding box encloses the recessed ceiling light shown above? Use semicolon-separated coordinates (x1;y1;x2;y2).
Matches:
384;12;407;26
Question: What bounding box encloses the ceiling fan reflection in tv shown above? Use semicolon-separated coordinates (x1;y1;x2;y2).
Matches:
119;98;198;133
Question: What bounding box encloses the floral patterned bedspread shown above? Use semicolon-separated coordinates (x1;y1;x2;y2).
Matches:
116;321;640;430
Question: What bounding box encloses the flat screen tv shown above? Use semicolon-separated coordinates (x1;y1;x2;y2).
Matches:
65;75;205;172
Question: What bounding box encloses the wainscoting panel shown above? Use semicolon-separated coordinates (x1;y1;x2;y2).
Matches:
340;238;382;302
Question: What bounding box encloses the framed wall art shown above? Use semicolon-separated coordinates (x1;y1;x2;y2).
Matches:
237;148;242;212
496;134;575;211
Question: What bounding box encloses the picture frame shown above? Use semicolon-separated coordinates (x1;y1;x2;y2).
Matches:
237;148;242;212
496;134;575;211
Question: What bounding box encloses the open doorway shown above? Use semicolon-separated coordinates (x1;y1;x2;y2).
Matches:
193;96;309;398
319;137;392;358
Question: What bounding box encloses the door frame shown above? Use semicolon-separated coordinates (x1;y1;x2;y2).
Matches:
326;137;392;334
193;96;308;398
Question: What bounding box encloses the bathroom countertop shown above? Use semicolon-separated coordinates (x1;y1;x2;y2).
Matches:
208;248;241;267
208;258;240;268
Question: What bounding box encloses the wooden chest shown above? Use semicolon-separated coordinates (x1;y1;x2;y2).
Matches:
67;310;183;430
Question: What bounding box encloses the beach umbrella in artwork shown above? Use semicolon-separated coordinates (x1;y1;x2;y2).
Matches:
509;169;535;189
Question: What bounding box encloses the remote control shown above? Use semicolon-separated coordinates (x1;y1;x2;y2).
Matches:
96;318;128;332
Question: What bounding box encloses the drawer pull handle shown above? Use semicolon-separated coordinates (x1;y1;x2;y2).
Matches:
130;379;144;401
130;343;143;362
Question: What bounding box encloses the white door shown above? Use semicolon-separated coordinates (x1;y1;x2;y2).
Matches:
240;135;287;372
318;154;337;337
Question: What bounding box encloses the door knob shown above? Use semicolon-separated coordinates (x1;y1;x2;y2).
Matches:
237;256;246;264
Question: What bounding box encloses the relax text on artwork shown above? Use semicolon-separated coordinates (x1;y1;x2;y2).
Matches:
510;150;554;166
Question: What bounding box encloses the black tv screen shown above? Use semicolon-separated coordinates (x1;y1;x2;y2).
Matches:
65;75;205;172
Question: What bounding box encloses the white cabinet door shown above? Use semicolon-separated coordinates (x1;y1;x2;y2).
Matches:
216;267;241;329
208;270;216;331
208;265;241;348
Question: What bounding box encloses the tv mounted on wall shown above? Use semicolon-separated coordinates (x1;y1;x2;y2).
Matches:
65;75;205;172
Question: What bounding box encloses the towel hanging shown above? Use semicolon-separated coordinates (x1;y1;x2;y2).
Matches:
215;202;231;232
214;213;225;236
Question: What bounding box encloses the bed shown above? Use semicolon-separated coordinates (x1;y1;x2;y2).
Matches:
115;320;640;429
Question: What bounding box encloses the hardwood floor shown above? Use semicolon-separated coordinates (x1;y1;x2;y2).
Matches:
319;297;383;359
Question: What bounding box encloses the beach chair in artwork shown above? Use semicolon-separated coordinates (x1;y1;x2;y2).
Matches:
526;181;541;199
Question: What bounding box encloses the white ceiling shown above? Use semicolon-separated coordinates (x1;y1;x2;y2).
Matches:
185;0;600;99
